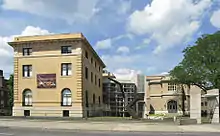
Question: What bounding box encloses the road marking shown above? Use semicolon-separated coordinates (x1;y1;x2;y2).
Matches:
0;133;14;136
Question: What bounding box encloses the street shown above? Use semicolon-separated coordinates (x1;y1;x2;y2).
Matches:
0;127;219;136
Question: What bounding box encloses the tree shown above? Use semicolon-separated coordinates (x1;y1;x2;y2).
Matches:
170;31;220;92
7;74;14;109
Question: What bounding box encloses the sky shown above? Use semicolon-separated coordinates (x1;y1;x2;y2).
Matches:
0;0;220;79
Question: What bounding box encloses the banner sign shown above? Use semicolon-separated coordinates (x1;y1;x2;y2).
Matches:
37;74;56;88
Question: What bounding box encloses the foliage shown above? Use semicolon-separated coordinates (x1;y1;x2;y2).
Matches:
7;74;14;108
170;31;220;91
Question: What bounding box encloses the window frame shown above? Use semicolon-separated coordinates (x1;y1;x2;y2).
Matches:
23;89;32;107
22;65;32;77
61;89;72;106
98;78;101;87
85;67;88;79
23;48;32;56
85;51;88;59
168;83;177;91
61;46;72;54
61;63;72;76
91;72;93;83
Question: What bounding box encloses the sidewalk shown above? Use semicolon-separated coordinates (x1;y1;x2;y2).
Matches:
0;118;219;132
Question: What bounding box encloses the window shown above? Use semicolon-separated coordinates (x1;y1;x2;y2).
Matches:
91;72;93;83
99;66;101;72
0;91;4;97
23;48;32;56
0;100;4;107
95;62;97;68
63;110;69;117
24;110;30;116
61;88;72;106
85;51;88;59
168;83;177;91
201;102;204;106
61;46;72;54
95;75;97;85
93;94;96;104
61;63;72;76
23;89;32;106
85;67;88;79
22;65;32;77
98;79;101;87
98;96;101;106
85;90;89;107
205;102;207;106
91;58;93;64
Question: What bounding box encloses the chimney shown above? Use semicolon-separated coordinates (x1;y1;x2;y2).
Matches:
0;70;3;88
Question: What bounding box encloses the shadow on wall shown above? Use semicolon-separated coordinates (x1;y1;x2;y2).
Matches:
149;104;155;114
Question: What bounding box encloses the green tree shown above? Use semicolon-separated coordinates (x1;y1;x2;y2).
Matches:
7;74;14;108
170;31;220;92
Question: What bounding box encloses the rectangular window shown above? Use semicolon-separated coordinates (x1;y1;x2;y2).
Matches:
91;72;93;83
168;83;177;91
22;65;32;77
61;63;72;76
95;75;97;85
61;46;72;54
98;78;101;87
85;51;88;59
85;67;88;79
24;110;30;116
95;62;97;68
99;66;101;72
63;110;69;117
91;58;93;64
23;48;32;56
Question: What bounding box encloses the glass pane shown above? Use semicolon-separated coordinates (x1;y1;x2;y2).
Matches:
67;97;71;105
63;97;67;105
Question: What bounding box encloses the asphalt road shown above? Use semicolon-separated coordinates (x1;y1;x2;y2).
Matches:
0;127;219;136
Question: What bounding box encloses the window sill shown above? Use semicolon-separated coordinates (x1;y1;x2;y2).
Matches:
22;77;33;79
22;105;32;107
61;105;72;107
61;75;72;78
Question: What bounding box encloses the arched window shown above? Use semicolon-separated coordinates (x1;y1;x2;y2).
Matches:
23;89;32;106
61;88;72;106
167;100;177;113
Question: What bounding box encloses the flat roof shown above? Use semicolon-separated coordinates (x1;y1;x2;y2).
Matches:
8;33;106;67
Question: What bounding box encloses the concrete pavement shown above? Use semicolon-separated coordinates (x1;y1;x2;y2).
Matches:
0;127;220;136
0;119;220;133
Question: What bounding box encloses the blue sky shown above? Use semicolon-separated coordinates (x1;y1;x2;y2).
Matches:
0;0;220;79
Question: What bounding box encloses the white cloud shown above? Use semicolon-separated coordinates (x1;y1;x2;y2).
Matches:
95;38;112;50
117;46;130;54
21;26;51;36
159;72;169;75
95;33;132;50
114;68;142;80
135;38;151;50
210;9;220;28
117;0;131;15
101;54;142;69
2;0;99;24
127;0;212;54
0;26;51;78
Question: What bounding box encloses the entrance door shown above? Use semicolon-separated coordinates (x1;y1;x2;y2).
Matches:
167;100;177;113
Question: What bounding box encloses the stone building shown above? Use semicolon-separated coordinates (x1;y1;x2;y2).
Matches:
8;33;105;117
144;75;191;115
0;70;10;115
